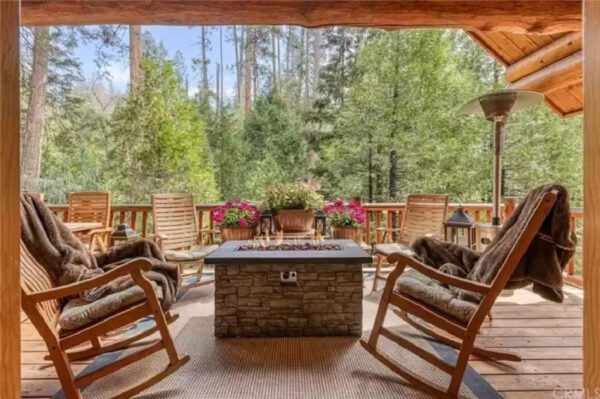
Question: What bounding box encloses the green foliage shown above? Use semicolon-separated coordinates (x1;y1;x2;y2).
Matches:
241;93;311;198
106;56;217;203
260;183;324;211
40;95;109;202
33;27;582;210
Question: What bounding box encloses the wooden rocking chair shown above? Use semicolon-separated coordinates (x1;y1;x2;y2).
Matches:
20;241;189;399
361;189;558;398
152;193;219;287
372;194;449;291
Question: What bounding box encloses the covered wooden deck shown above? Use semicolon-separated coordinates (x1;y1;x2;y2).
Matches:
20;281;583;398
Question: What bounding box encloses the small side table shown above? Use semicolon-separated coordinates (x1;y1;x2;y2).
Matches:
476;223;502;252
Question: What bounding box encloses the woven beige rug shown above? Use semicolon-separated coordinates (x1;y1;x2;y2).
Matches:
83;315;479;399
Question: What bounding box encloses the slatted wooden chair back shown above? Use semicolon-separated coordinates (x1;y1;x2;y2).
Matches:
399;194;449;245
67;191;111;227
20;241;61;328
152;193;199;251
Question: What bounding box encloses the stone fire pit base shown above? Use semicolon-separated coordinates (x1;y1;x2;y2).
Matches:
214;263;363;337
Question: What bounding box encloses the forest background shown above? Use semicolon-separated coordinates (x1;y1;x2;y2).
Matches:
19;25;582;207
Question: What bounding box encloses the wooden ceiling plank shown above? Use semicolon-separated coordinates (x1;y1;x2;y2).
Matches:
20;0;582;34
467;31;511;66
502;32;550;57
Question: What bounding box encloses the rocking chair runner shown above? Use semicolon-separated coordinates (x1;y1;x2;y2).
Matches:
361;189;559;399
21;241;190;399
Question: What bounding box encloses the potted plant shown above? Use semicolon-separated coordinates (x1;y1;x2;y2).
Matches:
213;199;259;242
261;183;324;233
324;199;366;243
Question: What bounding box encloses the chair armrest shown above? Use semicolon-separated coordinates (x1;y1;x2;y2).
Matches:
28;258;153;303
149;233;167;251
199;228;220;236
375;227;402;232
387;252;491;295
198;229;220;245
88;227;113;235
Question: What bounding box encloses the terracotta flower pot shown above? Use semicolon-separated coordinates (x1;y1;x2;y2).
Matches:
331;226;363;244
274;209;315;233
220;226;256;242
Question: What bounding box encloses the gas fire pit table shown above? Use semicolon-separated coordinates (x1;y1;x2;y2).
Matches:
205;239;372;338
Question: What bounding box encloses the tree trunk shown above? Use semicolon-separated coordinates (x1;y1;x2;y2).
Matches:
271;29;277;92
216;63;221;117
368;139;374;203
312;29;321;98
304;29;310;104
252;30;258;104
389;150;398;201
21;27;50;192
219;26;224;110
244;27;253;115
201;26;209;94
233;26;241;106
129;25;142;90
285;26;292;76
277;33;281;86
340;28;346;106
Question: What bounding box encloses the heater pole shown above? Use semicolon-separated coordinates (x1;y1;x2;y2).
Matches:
492;115;506;226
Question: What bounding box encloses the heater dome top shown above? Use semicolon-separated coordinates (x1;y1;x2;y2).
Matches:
460;89;543;121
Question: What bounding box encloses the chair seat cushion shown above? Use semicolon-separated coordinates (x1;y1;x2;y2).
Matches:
59;283;163;331
395;269;478;324
374;243;414;256
164;244;219;262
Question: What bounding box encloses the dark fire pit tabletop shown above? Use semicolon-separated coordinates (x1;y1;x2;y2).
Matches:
205;239;372;264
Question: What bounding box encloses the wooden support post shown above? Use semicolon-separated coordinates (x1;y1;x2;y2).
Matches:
0;2;21;399
584;0;600;392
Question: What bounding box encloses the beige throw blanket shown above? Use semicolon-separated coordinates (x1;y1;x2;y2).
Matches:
20;193;180;310
411;184;576;303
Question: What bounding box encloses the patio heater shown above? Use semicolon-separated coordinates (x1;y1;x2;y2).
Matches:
460;89;543;226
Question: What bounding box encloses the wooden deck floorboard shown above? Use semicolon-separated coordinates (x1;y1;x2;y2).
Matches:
20;283;583;398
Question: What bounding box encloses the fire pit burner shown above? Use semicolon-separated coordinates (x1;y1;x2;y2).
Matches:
236;242;342;251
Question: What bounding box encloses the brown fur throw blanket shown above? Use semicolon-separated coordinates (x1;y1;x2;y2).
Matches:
411;184;575;303
20;193;180;310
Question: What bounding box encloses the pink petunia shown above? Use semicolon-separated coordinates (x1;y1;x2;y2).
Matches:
334;199;344;207
239;217;249;227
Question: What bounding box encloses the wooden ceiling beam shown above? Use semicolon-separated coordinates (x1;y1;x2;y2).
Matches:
508;51;582;94
21;0;581;34
506;32;582;82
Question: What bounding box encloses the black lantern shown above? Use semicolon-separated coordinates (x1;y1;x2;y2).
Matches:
110;223;139;247
314;210;327;238
259;211;275;236
444;206;476;249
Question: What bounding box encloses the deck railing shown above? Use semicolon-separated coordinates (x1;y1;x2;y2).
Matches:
47;200;584;287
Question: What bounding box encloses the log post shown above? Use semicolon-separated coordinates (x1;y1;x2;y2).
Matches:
584;0;600;392
0;2;21;398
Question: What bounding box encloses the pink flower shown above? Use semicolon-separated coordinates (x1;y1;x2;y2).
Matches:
213;212;224;223
334;199;344;207
239;217;249;227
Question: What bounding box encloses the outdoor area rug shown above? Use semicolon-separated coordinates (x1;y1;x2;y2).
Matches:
80;315;500;399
